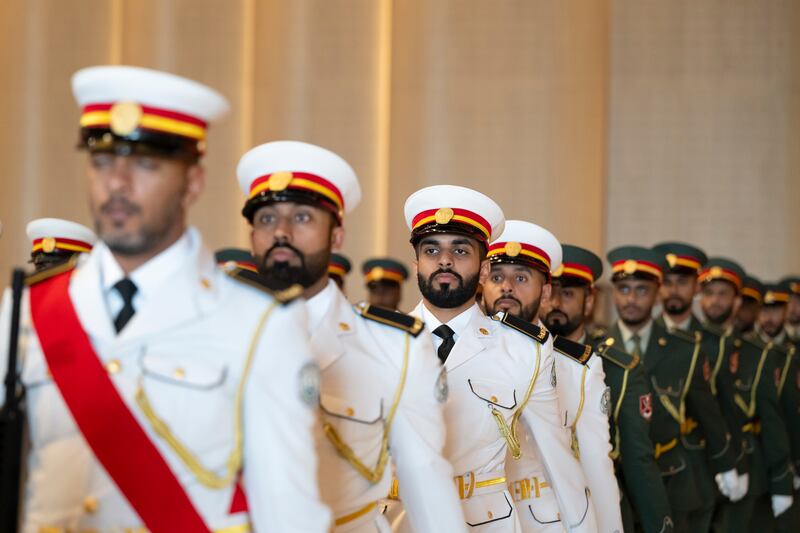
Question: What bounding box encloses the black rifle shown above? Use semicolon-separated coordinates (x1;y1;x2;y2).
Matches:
0;269;26;532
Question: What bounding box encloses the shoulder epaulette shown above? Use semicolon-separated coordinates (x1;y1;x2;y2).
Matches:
553;335;593;364
222;267;302;304
356;303;424;337
596;337;640;370
25;255;79;286
668;328;702;344
496;312;549;343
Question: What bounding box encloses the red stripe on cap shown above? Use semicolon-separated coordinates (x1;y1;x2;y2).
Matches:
83;103;207;128
411;208;491;240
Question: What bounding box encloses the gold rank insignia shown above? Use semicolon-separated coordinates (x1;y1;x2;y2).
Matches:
435;207;454;224
109;101;143;136
268;171;293;191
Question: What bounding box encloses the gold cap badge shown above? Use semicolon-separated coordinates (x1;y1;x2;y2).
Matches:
623;260;638;274
434;208;454;224
666;253;677;268
268;171;293;191
505;242;522;257
42;237;57;253
109;101;143;136
709;266;723;278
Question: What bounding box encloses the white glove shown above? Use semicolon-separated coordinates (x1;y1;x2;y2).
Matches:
716;469;739;499
730;473;749;502
794;475;800;491
772;494;793;517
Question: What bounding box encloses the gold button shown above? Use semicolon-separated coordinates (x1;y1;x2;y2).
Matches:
658;338;667;347
479;328;489;335
490;395;498;403
106;359;121;374
487;511;494;519
173;368;186;380
339;322;350;332
346;407;355;416
200;278;211;289
83;495;98;514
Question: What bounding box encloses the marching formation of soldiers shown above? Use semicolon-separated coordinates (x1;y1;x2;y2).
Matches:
0;66;798;533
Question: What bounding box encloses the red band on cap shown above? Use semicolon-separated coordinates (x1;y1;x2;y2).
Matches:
248;171;344;212
411;208;491;240
486;242;551;271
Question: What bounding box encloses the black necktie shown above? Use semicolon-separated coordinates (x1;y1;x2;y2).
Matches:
113;278;138;333
433;324;456;364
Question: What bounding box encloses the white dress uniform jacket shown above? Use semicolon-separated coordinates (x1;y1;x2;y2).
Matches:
308;281;466;533
409;302;598;533
0;228;331;533
507;339;620;533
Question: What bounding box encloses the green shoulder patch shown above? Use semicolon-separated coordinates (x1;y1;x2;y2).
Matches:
356;303;424;337
221;267;302;304
596;337;640;370
25;255;79;286
496;312;550;344
553;335;593;364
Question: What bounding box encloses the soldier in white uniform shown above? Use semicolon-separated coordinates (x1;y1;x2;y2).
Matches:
481;222;619;533
236;141;467;533
403;186;597;532
25;218;97;272
481;222;613;532
0;66;331;533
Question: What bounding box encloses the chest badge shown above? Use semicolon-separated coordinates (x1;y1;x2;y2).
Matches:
639;393;653;421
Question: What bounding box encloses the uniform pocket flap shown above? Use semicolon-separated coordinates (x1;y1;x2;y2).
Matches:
140;354;226;389
468;379;517;409
463;492;514;527
320;392;384;424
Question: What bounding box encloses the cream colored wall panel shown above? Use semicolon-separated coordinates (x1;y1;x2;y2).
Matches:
0;0;115;280
388;0;610;309
608;0;800;279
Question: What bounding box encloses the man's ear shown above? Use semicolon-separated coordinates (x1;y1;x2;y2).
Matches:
540;282;552;302
479;260;490;284
732;295;742;318
183;164;205;209
331;224;345;251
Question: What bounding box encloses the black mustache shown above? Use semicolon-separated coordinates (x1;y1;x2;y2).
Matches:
100;197;141;215
429;268;463;284
265;242;303;261
497;294;522;306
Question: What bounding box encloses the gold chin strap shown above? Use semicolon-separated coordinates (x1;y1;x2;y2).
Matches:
136;301;278;488
608;368;630;461
658;337;701;429
500;341;542;460
569;365;589;459
323;333;410;484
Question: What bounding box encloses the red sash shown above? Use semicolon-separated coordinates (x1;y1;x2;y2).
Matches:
29;269;211;533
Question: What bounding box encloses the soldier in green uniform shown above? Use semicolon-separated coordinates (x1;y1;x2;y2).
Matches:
652;242;707;333
361;257;409;310
543;244;673;533
754;282;800;530
783;277;800;345
606;246;740;533
735;276;765;335
652;245;749;529
697;260;794;532
327;252;351;292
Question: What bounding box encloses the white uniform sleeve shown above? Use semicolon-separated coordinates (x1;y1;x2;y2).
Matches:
389;330;468;533
520;347;599;533
576;356;622;533
243;298;332;532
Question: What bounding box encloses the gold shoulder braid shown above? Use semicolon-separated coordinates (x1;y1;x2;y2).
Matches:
136;301;278;488
658;337;701;432
709;332;730;396
568;366;589;459
322;333;410;483
608;368;631;461
498;341;542;460
734;341;771;417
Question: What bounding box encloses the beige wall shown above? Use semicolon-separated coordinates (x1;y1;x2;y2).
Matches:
0;0;796;308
